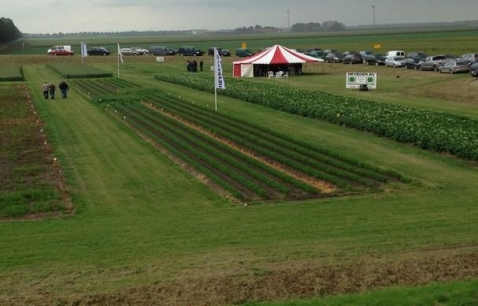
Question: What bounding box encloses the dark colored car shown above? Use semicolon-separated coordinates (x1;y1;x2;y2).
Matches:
323;49;340;55
87;47;110;56
208;47;231;57
359;50;375;62
236;48;254;57
325;52;342;63
365;54;386;66
305;50;325;60
406;52;427;60
342;53;363;64
177;46;205;56
149;46;176;56
404;56;422;69
470;62;478;77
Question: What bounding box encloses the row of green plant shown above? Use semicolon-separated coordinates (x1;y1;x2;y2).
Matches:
139;91;405;187
0;64;23;81
73;78;140;98
112;102;316;201
0;83;65;217
47;63;112;79
154;73;478;161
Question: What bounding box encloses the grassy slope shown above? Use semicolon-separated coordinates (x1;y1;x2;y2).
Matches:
0;59;477;304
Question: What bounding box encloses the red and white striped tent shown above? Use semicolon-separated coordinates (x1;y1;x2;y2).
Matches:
232;44;321;77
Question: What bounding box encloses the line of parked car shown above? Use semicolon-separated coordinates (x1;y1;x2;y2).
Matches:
304;48;478;76
84;45;257;58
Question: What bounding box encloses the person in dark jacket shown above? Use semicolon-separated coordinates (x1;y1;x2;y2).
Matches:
59;80;69;98
49;82;56;99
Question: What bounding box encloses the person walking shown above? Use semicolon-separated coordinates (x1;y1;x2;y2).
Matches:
42;82;49;100
49;82;56;99
59;80;69;99
199;60;204;72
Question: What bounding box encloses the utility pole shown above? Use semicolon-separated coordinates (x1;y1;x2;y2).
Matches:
372;5;376;26
287;9;290;30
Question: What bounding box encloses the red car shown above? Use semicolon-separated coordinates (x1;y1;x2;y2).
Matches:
47;45;74;56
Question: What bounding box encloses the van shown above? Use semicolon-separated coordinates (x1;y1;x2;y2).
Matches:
236;48;254;57
47;45;74;55
385;50;405;57
177;46;205;56
149;46;176;56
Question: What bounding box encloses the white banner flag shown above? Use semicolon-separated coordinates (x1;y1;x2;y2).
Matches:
214;47;226;90
81;42;88;58
118;43;124;64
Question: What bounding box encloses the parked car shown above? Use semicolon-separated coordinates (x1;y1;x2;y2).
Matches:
87;47;110;56
342;53;363;64
305;50;325;60
148;46;176;56
235;48;254;57
404;56;422;69
419;55;449;71
119;48;140;55
438;60;471;74
177;46;205;56
325;52;342;63
457;53;478;65
470;62;478;77
130;47;149;55
306;47;322;52
47;45;74;56
406;51;427;60
208;47;231;56
323;49;340;55
341;51;358;60
365;54;386;66
385;56;406;68
359;50;375;62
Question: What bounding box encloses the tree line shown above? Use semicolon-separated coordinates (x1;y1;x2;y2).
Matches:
0;17;22;44
233;21;346;33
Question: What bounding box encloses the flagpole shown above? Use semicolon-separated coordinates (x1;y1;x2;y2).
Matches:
214;83;218;111
117;43;120;79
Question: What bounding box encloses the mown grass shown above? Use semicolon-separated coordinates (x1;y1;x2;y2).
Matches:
0;30;477;305
242;279;478;306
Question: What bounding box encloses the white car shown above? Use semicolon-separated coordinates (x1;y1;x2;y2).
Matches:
119;48;140;55
385;56;406;68
131;47;149;55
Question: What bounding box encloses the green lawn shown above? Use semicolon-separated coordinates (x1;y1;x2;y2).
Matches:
0;51;477;305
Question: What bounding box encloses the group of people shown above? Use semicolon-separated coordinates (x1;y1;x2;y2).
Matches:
186;60;204;72
42;80;69;100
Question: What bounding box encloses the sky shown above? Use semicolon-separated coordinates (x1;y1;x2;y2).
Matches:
2;0;478;34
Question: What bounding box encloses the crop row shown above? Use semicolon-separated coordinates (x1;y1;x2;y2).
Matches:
154;73;478;161
73;78;139;98
139;91;405;187
47;63;112;79
111;101;320;201
0;64;23;81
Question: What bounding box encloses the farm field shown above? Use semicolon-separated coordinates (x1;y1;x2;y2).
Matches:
0;29;478;305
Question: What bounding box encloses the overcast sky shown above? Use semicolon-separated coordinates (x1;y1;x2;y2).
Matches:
3;0;478;34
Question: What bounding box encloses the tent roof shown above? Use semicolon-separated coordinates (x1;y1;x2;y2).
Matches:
233;44;321;65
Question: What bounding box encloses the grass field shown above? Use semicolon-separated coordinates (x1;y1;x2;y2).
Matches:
0;29;478;305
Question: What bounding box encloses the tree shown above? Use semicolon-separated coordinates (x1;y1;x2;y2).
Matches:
0;17;22;44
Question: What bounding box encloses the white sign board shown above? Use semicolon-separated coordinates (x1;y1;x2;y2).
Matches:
346;72;377;89
156;56;165;62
